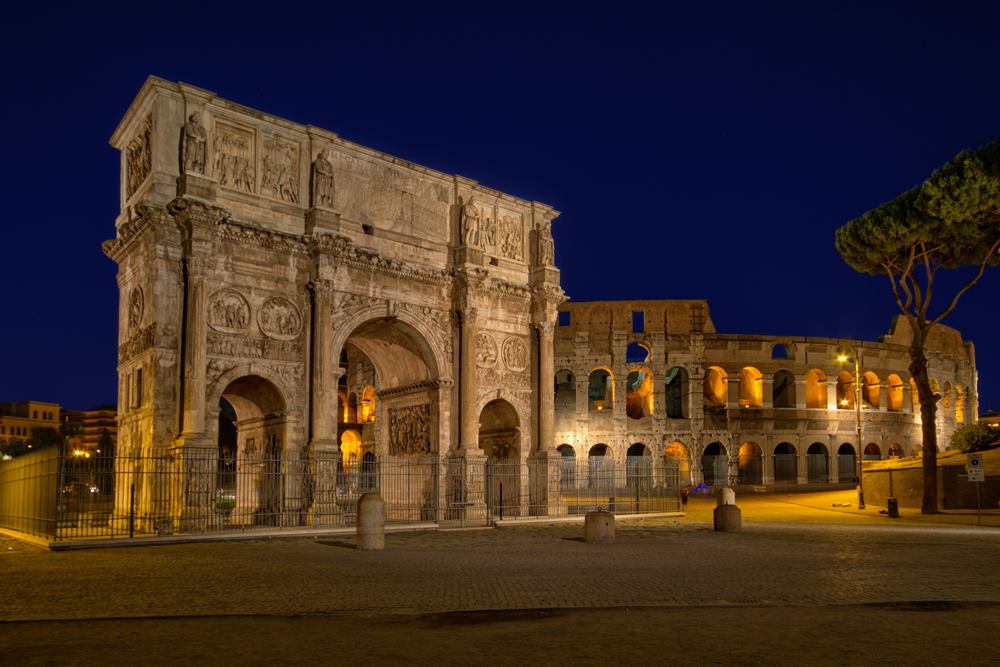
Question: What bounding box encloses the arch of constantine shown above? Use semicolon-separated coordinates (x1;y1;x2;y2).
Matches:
102;77;978;533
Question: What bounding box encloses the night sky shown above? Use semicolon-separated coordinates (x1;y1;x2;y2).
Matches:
3;2;1000;412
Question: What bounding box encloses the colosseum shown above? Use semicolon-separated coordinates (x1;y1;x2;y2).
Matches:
553;300;977;488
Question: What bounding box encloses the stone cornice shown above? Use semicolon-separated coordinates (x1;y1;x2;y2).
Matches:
377;377;454;399
309;233;450;285
102;201;158;262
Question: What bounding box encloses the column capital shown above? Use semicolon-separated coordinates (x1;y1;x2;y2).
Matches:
534;321;555;338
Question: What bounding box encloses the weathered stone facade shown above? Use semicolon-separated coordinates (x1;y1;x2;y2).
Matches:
554;301;978;486
105;78;563;528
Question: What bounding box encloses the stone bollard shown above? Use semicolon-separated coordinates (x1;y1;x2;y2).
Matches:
357;492;385;550
584;508;615;543
714;487;741;533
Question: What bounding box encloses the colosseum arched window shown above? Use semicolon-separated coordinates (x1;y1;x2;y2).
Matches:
862;372;880;409
772;370;796;408
805;369;828;409
837;372;855;409
626;369;654;419
703;367;727;408
588;368;613;411
738;367;763;408
886;374;904;412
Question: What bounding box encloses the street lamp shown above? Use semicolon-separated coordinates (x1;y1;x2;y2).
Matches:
836;337;865;509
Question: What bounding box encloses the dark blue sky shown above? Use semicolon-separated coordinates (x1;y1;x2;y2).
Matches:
3;1;1000;411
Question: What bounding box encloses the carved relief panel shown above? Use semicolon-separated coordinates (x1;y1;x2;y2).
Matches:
261;133;300;203
258;297;302;340
213;121;256;193
388;404;431;455
475;332;498;368
501;336;528;373
128;287;144;332
208;289;251;334
125;114;152;199
498;210;524;261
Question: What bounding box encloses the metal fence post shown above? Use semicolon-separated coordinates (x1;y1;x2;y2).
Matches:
129;482;135;538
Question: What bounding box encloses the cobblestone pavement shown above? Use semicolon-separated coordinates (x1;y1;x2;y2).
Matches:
3;493;999;623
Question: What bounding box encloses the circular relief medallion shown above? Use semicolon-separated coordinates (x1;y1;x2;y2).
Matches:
475;332;499;368
128;286;143;332
208;289;251;334
258;296;302;340
501;337;528;373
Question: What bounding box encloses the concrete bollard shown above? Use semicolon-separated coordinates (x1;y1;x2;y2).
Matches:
357;492;385;550
584;509;615;543
714;487;741;532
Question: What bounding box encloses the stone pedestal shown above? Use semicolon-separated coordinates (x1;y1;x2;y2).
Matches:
584;510;615;543
177;172;217;200
357;492;385;550
714;504;741;532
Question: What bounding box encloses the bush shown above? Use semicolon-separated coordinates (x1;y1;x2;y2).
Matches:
950;423;1000;453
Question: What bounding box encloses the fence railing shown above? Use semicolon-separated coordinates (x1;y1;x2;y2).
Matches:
0;453;679;541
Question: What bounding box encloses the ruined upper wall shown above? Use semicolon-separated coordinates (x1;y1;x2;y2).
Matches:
109;77;558;277
556;300;716;337
880;316;975;366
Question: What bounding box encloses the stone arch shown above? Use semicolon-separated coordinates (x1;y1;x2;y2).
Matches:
702;441;728;486
664;367;689;418
703;366;727;408
772;370;796;408
587;443;613;490
837;443;857;482
863;443;881;460
330;307;445;386
626;367;654;419
738;442;763;485
625;442;652;488
886;374;904;412
862;372;880;409
588;367;614;411
837;371;855;409
805;369;828;409
478;398;521;459
773;442;797;483
337;390;348;423
771;343;793;360
347;392;359;423
806;442;828;482
664;440;691;486
557;443;577;487
361;386;376;423
889;443;904;458
739;367;763;408
211;373;293;527
626;342;650;363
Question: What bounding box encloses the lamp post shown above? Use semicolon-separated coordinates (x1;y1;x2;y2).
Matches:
837;337;865;509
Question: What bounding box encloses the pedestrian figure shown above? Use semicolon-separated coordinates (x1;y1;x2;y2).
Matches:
680;488;688;509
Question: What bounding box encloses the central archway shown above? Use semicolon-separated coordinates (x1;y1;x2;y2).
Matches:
480;399;520;517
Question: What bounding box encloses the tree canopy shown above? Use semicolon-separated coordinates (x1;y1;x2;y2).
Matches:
835;138;1000;513
950;423;1000;453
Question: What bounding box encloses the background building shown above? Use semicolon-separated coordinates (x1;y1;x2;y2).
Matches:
0;402;61;440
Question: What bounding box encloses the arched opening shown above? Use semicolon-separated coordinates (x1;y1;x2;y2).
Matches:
664;441;691;487
888;443;904;458
955;385;965;423
626;443;652;488
219;375;288;526
361;386;376;423
737;442;763;485
773;442;797;483
588;443;613;490
837;443;857;483
771;343;792;359
555;369;576;433
557;444;576;488
886;374;904;412
338;429;363;492
806;443;828;482
339;316;440;458
588;368;614;411
863;443;882;460
480;399;520;517
626;368;654;419
703;367;727;408
739;367;763;408
772;370;796;409
702;442;728;486
805;369;828;409
337;391;347;423
664;367;689;418
837;372;855;410
626;342;650;363
862;372;880;410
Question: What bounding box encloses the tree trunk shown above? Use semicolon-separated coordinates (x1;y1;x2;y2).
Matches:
908;331;939;514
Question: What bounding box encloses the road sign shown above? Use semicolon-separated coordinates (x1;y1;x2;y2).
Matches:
968;468;985;482
968;454;984;468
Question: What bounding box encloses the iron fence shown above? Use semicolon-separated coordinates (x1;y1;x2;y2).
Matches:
0;453;679;541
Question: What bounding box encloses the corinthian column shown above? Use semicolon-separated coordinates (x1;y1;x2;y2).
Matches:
536;321;556;452
460;307;478;449
182;258;207;438
308;282;336;451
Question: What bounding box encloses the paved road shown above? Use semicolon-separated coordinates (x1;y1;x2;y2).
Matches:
3;493;999;623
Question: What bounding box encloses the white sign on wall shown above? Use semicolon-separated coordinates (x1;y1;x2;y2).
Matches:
968;454;984;469
968;468;985;482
